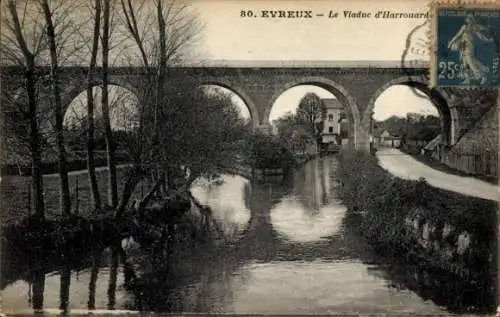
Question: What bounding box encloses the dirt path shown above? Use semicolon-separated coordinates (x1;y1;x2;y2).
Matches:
376;147;498;201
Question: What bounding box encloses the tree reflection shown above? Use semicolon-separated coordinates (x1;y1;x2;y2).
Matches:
292;158;333;213
107;245;119;310
31;268;45;311
87;249;102;310
59;263;71;311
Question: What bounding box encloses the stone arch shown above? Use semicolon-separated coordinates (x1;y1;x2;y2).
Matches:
198;78;260;128
60;76;144;133
364;75;457;145
61;77;143;111
265;76;362;149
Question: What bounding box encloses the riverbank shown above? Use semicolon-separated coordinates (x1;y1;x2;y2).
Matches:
221;153;318;181
336;150;497;314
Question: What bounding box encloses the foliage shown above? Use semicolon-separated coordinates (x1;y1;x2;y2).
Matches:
273;111;314;153
247;132;294;169
127;80;252;185
336;150;497;278
375;114;440;142
296;93;327;143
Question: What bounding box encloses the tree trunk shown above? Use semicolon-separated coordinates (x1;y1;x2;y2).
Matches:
152;1;167;187
41;0;71;217
26;66;45;222
102;0;118;207
115;165;143;219
87;0;102;210
7;1;45;221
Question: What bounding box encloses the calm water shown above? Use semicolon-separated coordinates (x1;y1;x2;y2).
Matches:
1;156;474;314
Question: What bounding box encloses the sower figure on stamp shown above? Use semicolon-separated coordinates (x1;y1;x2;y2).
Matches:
447;14;494;84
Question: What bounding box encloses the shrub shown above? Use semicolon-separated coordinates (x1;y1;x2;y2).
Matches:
336;150;497;256
248;132;294;169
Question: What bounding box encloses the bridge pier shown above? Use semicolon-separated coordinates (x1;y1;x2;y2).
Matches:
255;123;273;134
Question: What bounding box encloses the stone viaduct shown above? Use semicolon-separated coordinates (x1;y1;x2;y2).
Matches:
1;60;485;151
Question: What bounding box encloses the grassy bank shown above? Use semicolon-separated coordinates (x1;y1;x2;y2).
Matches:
336;150;497;313
0;166;144;226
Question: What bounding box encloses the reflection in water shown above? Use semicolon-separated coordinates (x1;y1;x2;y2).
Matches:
32;269;45;311
271;158;346;242
88;250;101;310
223;260;441;314
107;246;119;310
1;247;130;314
1;156;494;314
59;264;71;311
191;176;251;239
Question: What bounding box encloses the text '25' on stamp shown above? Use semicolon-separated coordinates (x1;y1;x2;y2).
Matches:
430;2;500;88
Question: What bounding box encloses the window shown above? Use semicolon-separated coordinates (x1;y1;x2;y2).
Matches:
328;114;334;122
328;126;333;133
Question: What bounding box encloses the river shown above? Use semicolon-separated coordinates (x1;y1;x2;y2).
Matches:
1;156;471;314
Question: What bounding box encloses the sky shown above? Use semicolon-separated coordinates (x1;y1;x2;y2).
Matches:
189;0;431;61
64;0;439;126
187;0;438;122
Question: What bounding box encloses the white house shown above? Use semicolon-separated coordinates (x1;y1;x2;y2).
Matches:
320;98;345;144
379;130;402;147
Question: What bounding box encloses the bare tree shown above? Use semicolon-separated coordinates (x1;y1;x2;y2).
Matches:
87;0;103;210
101;0;119;208
3;1;47;223
39;0;71;217
2;1;48;310
113;0;203;218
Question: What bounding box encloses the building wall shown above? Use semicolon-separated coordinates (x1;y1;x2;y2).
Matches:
437;105;498;177
320;103;345;144
323;108;341;135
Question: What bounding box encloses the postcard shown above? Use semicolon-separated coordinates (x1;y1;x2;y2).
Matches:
1;0;498;315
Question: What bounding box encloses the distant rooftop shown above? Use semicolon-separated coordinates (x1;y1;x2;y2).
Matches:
322;98;344;109
181;59;429;68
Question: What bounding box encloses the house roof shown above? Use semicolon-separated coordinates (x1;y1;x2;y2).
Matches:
321;98;344;109
423;134;442;150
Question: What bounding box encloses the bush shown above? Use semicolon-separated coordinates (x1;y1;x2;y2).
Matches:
248;133;294;169
336;150;497;256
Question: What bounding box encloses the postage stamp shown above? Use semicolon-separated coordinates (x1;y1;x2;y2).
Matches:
429;2;500;87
